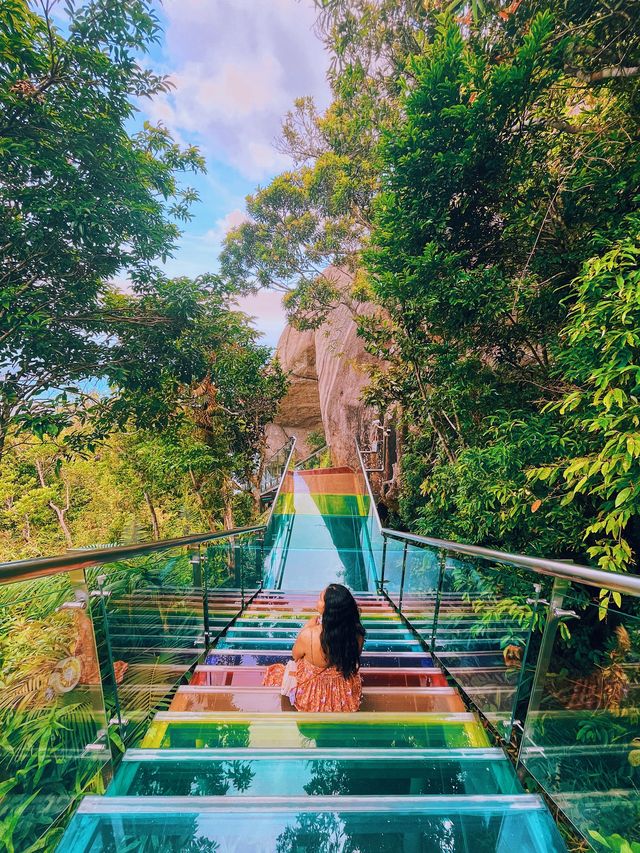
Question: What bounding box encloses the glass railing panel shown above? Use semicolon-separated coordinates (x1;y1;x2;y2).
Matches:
399;543;441;638
260;438;294;493
433;555;543;740
0;571;111;852
381;537;406;604
353;451;385;586
519;583;640;848
205;533;263;598
87;546;206;745
294;444;331;470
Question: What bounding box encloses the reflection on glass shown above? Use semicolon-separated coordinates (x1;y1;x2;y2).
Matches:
0;571;111;851
89;547;208;746
427;556;542;739
520;585;640;847
58;801;567;852
111;751;521;797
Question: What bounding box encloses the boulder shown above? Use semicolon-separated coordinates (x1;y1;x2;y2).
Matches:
265;325;323;460
314;294;378;468
268;268;379;468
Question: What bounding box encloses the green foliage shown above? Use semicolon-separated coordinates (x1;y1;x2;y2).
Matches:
529;228;640;574
362;4;640;574
0;0;207;452
589;833;640;853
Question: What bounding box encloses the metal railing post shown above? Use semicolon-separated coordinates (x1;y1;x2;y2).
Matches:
200;545;211;647
379;536;387;593
92;572;124;737
430;551;448;651
398;540;408;612
508;582;542;750
516;577;569;767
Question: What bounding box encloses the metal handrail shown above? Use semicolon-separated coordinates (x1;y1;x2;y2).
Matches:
0;525;266;586
381;527;640;597
265;437;297;528
260;436;295;494
355;441;384;533
294;444;329;470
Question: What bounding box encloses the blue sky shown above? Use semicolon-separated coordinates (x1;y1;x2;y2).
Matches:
138;0;331;347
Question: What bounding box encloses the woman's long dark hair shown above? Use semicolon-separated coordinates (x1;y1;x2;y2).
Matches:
320;584;366;678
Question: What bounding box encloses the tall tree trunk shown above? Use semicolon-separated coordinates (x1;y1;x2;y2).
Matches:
50;494;73;548
0;411;8;463
188;469;215;528
222;476;235;530
35;460;73;547
144;491;160;540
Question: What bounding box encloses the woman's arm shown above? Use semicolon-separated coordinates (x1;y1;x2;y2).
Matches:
292;625;311;660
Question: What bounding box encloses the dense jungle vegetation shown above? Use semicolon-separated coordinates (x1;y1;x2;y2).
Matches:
0;0;286;561
0;3;638;851
223;0;640;578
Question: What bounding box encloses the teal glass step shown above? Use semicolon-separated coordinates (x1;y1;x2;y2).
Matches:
109;747;522;797
224;627;414;640
57;795;567;852
138;711;491;750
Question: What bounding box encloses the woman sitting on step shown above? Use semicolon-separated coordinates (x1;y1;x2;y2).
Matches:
263;583;366;712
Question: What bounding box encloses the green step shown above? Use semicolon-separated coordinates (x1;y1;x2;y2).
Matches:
139;711;491;750
57;795;567;852
109;747;521;797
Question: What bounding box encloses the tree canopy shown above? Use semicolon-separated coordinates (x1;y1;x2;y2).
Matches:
221;0;640;577
0;0;287;557
0;0;207;453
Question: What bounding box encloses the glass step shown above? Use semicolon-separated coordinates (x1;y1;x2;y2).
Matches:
108;614;206;625
252;593;389;600
233;618;404;627
168;686;466;713
138;711;491;750
191;665;448;688
224;627;414;640
111;638;205;650
250;603;390;610
109;748;521;797
205;650;435;667
107;622;205;633
58;795;567;853
216;637;423;652
242;611;398;621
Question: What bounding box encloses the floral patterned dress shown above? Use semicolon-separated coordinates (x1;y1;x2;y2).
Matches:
263;658;362;712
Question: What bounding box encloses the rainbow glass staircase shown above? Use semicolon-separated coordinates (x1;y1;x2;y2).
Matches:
56;467;567;852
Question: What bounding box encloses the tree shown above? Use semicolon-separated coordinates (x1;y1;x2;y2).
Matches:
0;0;205;457
217;0;539;328
217;0;431;328
529;224;640;576
363;5;640;568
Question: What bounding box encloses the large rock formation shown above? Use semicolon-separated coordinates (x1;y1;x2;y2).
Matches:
264;325;323;460
266;269;380;468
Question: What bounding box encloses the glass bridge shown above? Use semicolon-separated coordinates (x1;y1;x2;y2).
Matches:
0;441;638;852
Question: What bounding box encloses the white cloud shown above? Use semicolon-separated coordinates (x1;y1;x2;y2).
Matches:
235;288;287;348
146;0;330;179
203;208;250;244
